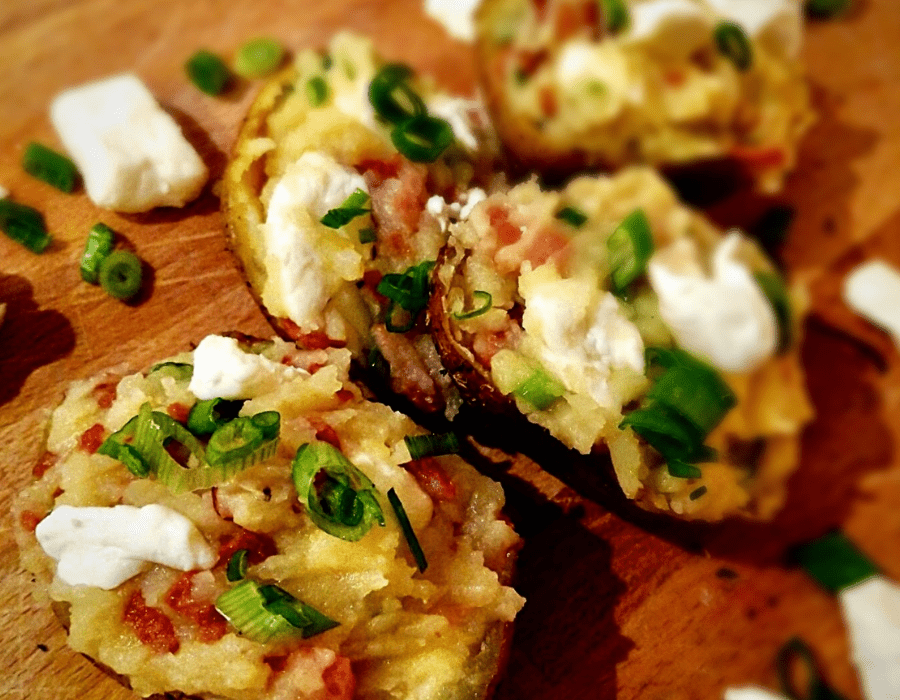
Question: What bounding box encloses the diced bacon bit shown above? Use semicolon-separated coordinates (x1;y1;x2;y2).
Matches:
268;647;355;700
664;69;687;87
539;85;558;118
123;590;180;655
32;451;57;478
524;225;571;269
335;389;355;404
363;269;384;295
730;144;787;172
473;322;524;367
515;49;549;80
531;0;549;20
165;572;227;643
554;0;599;41
404;457;457;503
91;380;118;409
309;419;342;449
79;423;106;454
371;324;443;413
280;318;345;350
217;528;278;567
365;159;429;262
19;510;43;533
322;656;355;700
489;205;522;247
356;157;401;186
167;402;191;424
264;655;290;673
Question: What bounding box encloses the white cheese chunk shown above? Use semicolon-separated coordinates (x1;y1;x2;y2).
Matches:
262;152;368;328
648;232;778;373
35;504;216;590
842;259;900;348
521;267;645;408
706;0;803;59
626;0;715;57
423;0;480;41
427;188;486;233
49;73;208;213
189;334;307;400
723;687;789;700
839;575;900;700
428;95;492;153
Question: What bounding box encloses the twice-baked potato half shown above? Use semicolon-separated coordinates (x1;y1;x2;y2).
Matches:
222;33;502;416
14;334;524;700
475;0;814;191
431;166;813;520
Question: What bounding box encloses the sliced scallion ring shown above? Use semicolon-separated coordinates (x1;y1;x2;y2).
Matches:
600;0;630;33
306;76;329;106
755;271;793;353
80;223;115;284
320;188;370;229
250;411;281;441
97;416;149;477
147;361;193;381
805;0;851;19
186;398;245;436
795;531;879;594
391;114;455;163
358;227;376;244
404;432;460;460
555;206;588;228
22;142;80;193
98;250;143;301
452;290;492;320
0;199;51;253
186;50;233;95
291;441;385;541
777;637;849;700
368;63;426;125
233;37;285;78
226;548;249;582
607;208;654;293
512;367;566;411
388;488;427;572
714;21;752;71
206;417;265;466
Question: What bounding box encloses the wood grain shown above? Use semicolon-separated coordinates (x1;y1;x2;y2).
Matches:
1;1;898;699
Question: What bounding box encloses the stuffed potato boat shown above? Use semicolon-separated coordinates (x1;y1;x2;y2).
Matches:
223;32;502;416
474;0;814;191
430;166;813;520
14;334;524;700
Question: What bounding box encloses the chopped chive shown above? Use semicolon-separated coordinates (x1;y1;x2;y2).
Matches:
233;37;285;78
80;223;116;284
404;432;460;460
513;367;565;411
358;227;376;244
22;142;79;193
777;638;849;700
391;114;455;163
555;206;588;228
452;290;493;320
186;50;233;95
98;250;143;301
607;208;654;293
388;488;428;572
795;531;878;594
306;76;329;106
714;21;752;71
0;199;51;253
320;189;370;229
600;0;630;33
689;486;708;500
377;260;435;313
805;0;851;18
226;548;249;582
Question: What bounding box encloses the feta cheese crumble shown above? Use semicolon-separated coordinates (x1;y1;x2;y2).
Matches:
842;259;900;348
723;687;789;700
648;232;778;373
189;334;308;400
50;73;208;213
423;0;481;41
35;504;216;589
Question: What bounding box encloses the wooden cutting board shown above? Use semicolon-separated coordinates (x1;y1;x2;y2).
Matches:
1;1;899;698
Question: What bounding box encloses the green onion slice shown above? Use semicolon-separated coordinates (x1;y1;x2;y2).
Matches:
452;290;492;320
0;199;51;253
600;0;630;33
358;227;376;244
98;250;143;301
805;0;851;19
147;361;193;381
320;188;370;229
795;531;879;594
187;398;245;436
391;114;455;163
689;486;707;501
777;638;849;700
251;411;281;441
186;49;233;95
80;223;116;284
22;142;79;193
97;416;149;477
215;580;338;643
404;432;460;460
377;260;434;313
555;206;588;228
388;488;428;572
233;37;285;78
291;441;385;541
607;208;654;293
306;76;329;106
512;367;565;411
714;21;752;71
206;417;265;466
755;271;793;353
368;63;426;125
226;549;249;582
